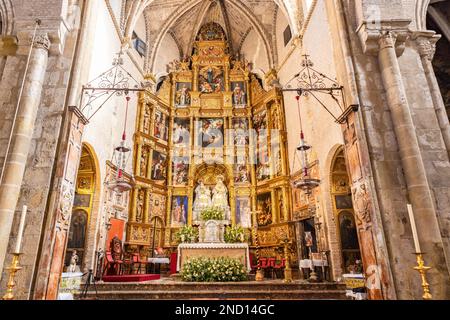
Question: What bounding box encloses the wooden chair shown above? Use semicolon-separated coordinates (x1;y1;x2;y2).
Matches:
132;254;150;274
103;251;123;275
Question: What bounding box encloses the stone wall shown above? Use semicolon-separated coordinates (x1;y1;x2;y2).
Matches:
0;0;79;299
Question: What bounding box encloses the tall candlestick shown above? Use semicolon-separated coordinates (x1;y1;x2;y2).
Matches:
407;204;421;253
14;205;27;254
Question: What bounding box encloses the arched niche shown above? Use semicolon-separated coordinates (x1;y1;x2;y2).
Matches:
64;144;99;271
330;147;362;274
193;163;230;187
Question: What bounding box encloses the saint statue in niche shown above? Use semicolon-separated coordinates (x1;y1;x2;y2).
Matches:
211;176;229;208
194;180;212;210
68;250;80;273
232;82;247;108
175;83;191;107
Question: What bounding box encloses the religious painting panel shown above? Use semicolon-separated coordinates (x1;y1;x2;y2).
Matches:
175;82;192;108
199;45;225;57
234;155;250;184
231;118;249;146
171;196;188;227
73;193;91;208
236;197;252;228
151;151;168;182
196;118;224;148
339;211;362;273
65;209;88;267
172;157;190;186
257;193;273;227
335;195;353;210
173;118;191;147
231;82;247;108
153;109;169;141
199;66;224;93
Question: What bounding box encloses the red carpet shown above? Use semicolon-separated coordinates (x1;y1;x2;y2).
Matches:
102;274;161;283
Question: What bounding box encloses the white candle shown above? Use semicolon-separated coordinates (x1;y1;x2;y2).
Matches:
15;205;28;253
407;204;421;253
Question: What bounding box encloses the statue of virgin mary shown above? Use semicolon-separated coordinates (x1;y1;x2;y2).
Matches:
211;176;229;208
194;180;212;210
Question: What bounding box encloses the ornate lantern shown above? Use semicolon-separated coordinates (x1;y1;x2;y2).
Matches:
106;96;134;193
293;96;321;195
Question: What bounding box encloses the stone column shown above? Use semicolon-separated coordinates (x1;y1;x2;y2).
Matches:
414;32;450;158
0;33;50;276
377;31;448;298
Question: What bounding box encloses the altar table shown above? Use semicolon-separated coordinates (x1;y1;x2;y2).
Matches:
147;258;170;273
177;243;251;272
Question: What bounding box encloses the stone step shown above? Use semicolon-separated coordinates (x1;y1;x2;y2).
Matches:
76;281;347;300
80;289;347;300
91;281;344;291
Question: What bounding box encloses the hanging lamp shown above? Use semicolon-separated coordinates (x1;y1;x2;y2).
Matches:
106;96;134;193
293;95;320;195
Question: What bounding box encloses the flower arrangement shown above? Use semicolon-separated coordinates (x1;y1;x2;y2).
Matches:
181;257;248;282
200;207;225;221
224;225;246;243
175;225;199;244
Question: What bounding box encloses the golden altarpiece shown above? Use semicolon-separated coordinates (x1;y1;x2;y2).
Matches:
125;23;295;259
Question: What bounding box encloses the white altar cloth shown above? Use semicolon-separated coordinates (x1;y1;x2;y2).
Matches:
177;243;251;272
148;258;170;264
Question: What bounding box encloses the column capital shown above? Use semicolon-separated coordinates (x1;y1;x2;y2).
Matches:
32;32;51;51
356;19;412;56
411;31;441;61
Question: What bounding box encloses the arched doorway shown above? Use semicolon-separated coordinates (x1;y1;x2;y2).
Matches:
330;148;362;273
64;145;98;270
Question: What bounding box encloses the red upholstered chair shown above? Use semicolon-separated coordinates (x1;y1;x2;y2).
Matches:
104;251;123;275
170;252;178;275
132;254;150;274
273;259;286;279
267;257;277;279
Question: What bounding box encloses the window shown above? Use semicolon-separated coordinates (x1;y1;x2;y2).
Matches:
132;31;147;58
283;25;292;47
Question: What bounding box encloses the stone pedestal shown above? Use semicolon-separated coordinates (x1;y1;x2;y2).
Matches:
197;220;230;243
